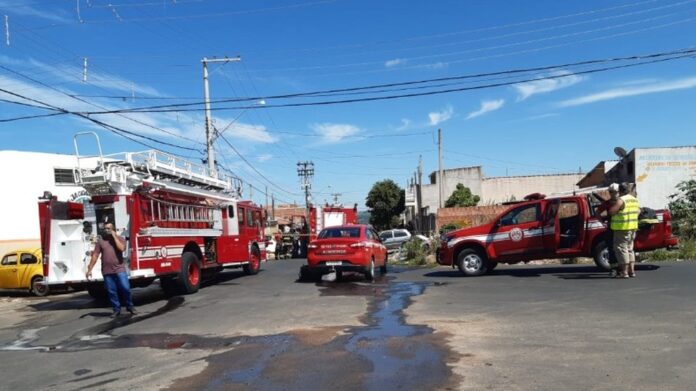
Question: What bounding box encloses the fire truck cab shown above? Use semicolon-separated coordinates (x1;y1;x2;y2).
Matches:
38;133;266;296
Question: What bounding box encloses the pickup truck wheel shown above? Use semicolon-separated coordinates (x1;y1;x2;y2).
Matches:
30;276;49;297
593;241;612;271
457;249;489;276
175;252;201;294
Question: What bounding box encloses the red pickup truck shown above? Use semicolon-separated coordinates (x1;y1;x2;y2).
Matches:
437;193;678;276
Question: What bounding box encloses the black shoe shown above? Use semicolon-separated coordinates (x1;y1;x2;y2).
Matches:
110;311;121;318
127;307;138;315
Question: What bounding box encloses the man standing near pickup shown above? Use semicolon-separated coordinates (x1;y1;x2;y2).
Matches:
608;183;641;278
596;184;620;276
86;223;137;317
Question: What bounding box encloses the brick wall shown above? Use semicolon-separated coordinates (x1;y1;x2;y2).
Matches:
437;205;509;231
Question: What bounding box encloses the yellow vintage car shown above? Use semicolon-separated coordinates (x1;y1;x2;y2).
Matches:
0;248;48;296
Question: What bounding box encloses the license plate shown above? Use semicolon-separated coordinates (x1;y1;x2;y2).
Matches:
325;261;342;266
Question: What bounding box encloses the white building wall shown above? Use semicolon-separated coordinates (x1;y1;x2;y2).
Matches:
634;146;696;209
481;174;585;204
0;151;89;254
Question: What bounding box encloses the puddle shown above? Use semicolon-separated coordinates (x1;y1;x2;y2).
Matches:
345;282;451;390
167;280;456;390
4;277;456;390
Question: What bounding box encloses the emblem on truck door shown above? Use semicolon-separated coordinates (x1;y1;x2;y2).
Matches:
509;228;524;242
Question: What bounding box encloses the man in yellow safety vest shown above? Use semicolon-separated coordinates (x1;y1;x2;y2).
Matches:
608;182;641;278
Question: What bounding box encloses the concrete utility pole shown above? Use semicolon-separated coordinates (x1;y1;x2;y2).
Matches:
297;161;315;216
202;56;241;178
417;155;424;233
438;128;444;209
271;194;276;220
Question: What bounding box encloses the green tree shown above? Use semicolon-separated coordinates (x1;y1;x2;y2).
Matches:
668;179;696;239
445;183;481;208
365;179;405;231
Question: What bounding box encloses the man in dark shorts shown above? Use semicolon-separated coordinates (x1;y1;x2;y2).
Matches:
86;223;137;317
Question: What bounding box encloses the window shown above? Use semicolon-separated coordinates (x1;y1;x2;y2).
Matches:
319;227;361;239
227;205;235;219
20;253;38;265
379;232;392;241
54;168;76;185
247;209;254;227
500;204;540;226
559;202;579;218
1;254;17;266
239;208;245;225
394;230;408;238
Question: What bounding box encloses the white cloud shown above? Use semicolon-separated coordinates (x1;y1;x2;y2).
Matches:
311;123;361;143
423;62;448;70
219;122;277;144
514;70;584;101
0;1;71;22
466;99;505;119
559;77;696;107
428;105;454;126
257;154;273;162
396;118;412;131
385;58;406;68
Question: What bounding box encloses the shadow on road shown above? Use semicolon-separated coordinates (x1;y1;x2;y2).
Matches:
424;264;661;279
27;269;248;312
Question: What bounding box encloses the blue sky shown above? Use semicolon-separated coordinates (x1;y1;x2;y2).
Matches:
1;0;695;208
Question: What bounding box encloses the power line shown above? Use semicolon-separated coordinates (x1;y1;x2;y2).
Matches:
0;84;198;155
70;47;696;114
71;49;696;115
216;132;301;197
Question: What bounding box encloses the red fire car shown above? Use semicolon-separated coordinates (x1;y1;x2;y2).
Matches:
300;225;387;281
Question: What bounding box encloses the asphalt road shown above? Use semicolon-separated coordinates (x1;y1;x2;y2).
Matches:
1;259;695;390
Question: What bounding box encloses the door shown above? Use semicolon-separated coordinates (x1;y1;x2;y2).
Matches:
0;253;20;289
18;252;41;287
542;199;560;252
490;203;545;259
367;228;386;264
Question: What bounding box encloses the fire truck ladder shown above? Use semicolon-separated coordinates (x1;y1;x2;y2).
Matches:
74;132;239;195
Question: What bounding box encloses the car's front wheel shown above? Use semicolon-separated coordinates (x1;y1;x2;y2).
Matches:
457;248;489;276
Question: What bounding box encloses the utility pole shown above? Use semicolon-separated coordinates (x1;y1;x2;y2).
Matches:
297;161;315;216
438;128;444;209
202;56;241;178
417;155;424;233
265;186;269;217
331;193;342;206
271;194;276;220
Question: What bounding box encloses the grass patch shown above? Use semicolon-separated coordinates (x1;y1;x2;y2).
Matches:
640;239;696;261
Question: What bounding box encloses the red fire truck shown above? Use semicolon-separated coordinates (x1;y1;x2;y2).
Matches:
308;204;359;241
38;134;266;296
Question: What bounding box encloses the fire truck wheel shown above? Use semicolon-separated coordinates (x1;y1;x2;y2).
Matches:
593;241;611;271
457;249;489;276
176;252;202;294
30;276;49;297
364;258;375;281
244;246;261;275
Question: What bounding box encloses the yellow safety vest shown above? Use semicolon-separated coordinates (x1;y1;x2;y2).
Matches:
611;194;640;231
